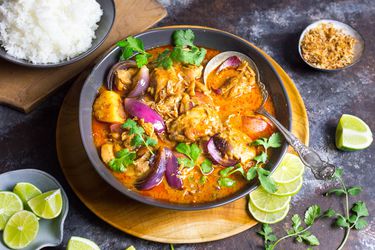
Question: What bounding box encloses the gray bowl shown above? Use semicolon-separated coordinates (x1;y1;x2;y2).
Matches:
0;0;115;68
298;19;365;71
79;26;292;210
0;169;69;250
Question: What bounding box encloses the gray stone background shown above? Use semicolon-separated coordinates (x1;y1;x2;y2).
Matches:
0;0;374;249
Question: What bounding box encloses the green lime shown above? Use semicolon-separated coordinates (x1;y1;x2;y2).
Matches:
67;236;100;250
3;210;39;249
27;189;62;219
0;191;23;230
125;246;136;250
13;182;42;205
248;200;289;224
336;114;373;151
249;187;291;212
272;153;304;183
273;176;303;197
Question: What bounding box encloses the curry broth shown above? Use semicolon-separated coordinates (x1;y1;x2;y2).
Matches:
92;46;276;204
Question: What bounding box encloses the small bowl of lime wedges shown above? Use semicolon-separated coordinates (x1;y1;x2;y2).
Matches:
0;169;69;250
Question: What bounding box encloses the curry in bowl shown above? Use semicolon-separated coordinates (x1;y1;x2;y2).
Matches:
91;29;281;204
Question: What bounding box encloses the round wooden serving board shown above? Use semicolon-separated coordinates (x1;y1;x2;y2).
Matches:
56;34;309;244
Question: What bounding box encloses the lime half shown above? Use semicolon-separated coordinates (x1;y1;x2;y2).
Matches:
28;189;62;219
273;176;303;197
67;236;100;250
336;114;373;151
0;191;23;230
13;182;42;205
249;187;291;212
248;200;289;224
3;210;39;249
272;153;304;183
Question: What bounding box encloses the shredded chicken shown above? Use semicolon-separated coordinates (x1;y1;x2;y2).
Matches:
115;68;138;93
169;104;222;142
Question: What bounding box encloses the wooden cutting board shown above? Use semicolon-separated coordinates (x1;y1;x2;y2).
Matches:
0;0;166;113
56;26;309;243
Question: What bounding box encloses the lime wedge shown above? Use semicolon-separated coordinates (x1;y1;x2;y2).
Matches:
273;176;303;197
248;200;289;224
27;189;62;219
0;191;23;230
336;114;373;151
13;182;42;205
67;236;100;250
249;187;291;212
3;210;39;249
125;246;136;250
272;153;304;183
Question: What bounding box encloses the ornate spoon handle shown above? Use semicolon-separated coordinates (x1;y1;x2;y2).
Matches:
257;108;335;180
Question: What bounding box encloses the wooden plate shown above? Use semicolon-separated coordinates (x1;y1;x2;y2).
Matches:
56;28;309;243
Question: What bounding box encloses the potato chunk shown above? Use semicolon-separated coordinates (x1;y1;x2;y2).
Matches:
101;143;115;164
93;90;126;124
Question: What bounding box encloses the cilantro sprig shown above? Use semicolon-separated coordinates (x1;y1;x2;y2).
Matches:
175;142;213;174
108;149;136;172
257;168;369;250
117;36;151;68
122;119;157;155
252;132;282;152
154;29;207;69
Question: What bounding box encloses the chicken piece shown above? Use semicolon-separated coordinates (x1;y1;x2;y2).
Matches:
114;68;138;93
220;128;256;164
181;65;203;82
169;105;222;142
101;143;115;164
150;67;182;101
218;61;256;98
93;90;126;123
133;150;152;175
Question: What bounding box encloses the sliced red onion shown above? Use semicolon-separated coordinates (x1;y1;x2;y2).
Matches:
165;148;183;190
135;148;167;190
109;124;123;133
128;65;150;98
124;98;166;133
106;60;137;90
216;56;241;74
205;135;240;167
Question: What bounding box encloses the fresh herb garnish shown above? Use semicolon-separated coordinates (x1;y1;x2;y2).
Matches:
218;164;244;187
154;29;207;69
252;132;282;151
117;36;151;68
200;159;213;174
122;118;157;155
176;142;201;168
108;149;136;172
218;177;236;187
257;168;369;250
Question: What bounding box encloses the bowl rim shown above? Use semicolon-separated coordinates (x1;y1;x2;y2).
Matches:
298;19;365;72
79;25;292;210
0;0;116;68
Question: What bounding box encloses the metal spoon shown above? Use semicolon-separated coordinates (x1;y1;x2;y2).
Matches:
204;51;335;180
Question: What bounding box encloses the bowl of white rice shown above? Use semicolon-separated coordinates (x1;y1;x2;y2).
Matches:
0;0;115;68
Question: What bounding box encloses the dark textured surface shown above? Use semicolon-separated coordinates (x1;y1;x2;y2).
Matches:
0;0;374;249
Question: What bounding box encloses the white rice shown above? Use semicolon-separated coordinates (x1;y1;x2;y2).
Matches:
0;0;103;64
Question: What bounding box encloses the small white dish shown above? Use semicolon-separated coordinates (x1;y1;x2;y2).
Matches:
298;19;365;71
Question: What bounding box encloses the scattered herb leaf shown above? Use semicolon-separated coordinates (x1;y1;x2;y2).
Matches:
117;36;151;67
122;118;157;155
218;177;236;187
253;132;282;151
200;159;213;174
108;149;136;172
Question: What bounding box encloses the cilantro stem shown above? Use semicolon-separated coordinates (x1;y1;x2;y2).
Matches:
336;175;350;250
269;224;314;249
140;135;154;156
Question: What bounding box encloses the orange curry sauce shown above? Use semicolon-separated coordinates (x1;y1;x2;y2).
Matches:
92;46;276;204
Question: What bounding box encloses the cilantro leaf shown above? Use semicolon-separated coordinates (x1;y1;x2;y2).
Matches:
178;158;194;168
252;132;282;151
117;36;150;67
246;167;257;181
176;143;192;159
190;143;201;162
304;205;321;226
257;224;277;245
300;233;320;246
218;177;236;187
323;208;336;218
199;175;208;184
325;188;347;196
170;46;207;66
257;168;277;193
354;218;368;230
347;186;362;196
291;214;302;233
108;149;136;172
254;151;268;165
200;159;213;174
176;143;204;170
219;166;235;177
352;201;369;217
333;168;344;179
122;118;157;154
335;215;349;228
173;29;195;47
